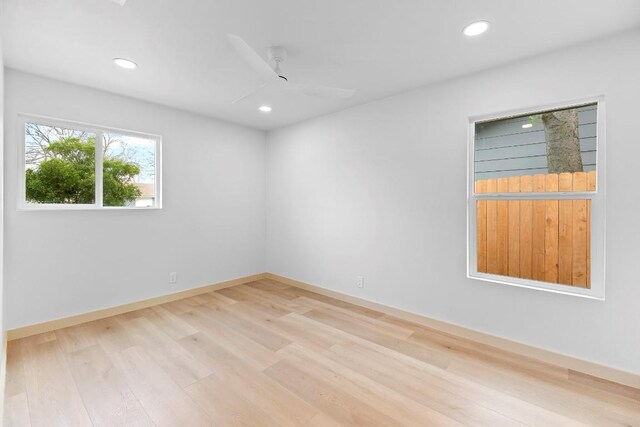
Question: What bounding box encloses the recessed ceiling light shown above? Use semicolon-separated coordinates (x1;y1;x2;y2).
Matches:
259;105;272;113
113;58;137;70
522;123;533;129
463;21;490;37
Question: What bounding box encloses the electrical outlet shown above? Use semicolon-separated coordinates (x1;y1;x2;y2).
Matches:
356;276;364;288
169;272;177;284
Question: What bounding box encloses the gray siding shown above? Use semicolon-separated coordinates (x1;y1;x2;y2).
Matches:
474;105;596;180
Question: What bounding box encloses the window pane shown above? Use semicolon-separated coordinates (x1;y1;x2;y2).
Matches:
102;133;156;207
476;198;591;288
474;104;597;190
24;122;97;205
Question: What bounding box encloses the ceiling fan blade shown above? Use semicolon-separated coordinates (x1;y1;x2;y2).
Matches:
227;34;278;81
232;83;268;104
286;83;356;99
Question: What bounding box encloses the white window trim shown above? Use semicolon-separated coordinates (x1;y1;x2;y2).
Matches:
466;97;606;300
17;113;162;211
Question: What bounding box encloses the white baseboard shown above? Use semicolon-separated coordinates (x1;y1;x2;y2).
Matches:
6;271;638;390
265;272;640;389
6;273;267;341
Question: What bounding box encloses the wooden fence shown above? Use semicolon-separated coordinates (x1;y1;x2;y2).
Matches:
475;171;595;288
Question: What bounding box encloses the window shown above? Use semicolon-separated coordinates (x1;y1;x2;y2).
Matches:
467;100;605;299
20;115;161;209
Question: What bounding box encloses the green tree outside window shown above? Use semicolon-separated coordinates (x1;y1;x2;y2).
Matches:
26;136;142;205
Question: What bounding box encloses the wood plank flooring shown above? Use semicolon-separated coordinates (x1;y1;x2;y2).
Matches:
4;279;640;426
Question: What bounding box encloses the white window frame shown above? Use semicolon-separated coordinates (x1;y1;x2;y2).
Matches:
467;97;606;300
18;114;162;210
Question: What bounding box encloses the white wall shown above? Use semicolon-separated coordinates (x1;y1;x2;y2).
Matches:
266;30;640;374
4;70;266;329
0;8;6;419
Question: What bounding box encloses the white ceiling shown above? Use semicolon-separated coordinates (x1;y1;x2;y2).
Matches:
3;0;640;130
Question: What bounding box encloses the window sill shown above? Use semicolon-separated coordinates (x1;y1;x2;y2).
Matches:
17;205;162;211
468;272;604;300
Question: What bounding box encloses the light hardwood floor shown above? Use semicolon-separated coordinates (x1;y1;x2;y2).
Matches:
4;279;640;426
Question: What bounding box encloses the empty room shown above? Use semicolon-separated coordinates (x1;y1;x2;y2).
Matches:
1;0;639;425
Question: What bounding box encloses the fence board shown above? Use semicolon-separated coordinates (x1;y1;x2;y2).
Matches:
508;177;520;277
476;181;488;273
486;179;498;274
587;170;596;191
572;172;588;287
497;178;509;275
586;171;596;287
519;176;533;279
544;174;559;283
558;173;574;285
532;175;546;280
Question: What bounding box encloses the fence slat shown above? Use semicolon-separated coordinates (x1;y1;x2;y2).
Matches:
486;179;498;274
497;178;509;275
558;173;574;285
587;170;596;191
572;172;588;287
532;174;546;281
508;177;521;277
586;171;596;287
519;176;533;279
476;180;488;273
544;174;559;283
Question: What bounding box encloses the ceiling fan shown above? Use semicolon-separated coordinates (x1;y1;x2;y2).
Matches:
227;34;356;104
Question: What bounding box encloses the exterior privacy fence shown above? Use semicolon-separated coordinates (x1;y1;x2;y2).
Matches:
475;170;595;288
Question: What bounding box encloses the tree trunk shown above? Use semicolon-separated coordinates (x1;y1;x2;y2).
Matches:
542;109;583;173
